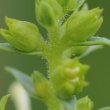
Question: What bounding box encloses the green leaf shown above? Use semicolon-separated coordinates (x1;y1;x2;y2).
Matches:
0;95;10;110
69;37;110;46
98;107;110;110
79;45;103;59
62;96;77;110
76;0;86;10
0;43;15;52
0;43;43;56
5;67;35;97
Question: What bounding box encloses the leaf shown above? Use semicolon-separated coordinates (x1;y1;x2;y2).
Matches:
76;0;86;10
0;43;15;52
79;45;103;59
69;37;110;46
5;67;35;97
98;107;110;110
9;82;32;110
62;96;77;110
0;94;10;110
0;43;43;56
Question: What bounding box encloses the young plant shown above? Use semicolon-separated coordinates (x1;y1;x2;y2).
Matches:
0;0;110;110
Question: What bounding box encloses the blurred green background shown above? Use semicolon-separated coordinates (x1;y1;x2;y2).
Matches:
0;0;110;110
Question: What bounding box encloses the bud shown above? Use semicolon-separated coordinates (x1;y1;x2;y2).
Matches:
36;1;56;29
32;71;50;99
57;82;75;99
77;96;94;110
62;8;103;43
0;17;43;52
36;0;63;19
56;0;77;13
47;0;63;19
51;59;89;100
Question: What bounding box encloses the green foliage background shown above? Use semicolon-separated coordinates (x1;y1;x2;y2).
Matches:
0;0;110;110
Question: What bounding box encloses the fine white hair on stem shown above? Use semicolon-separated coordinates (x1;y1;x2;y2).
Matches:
9;82;32;110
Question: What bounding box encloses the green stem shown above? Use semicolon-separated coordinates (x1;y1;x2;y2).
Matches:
42;26;78;110
44;26;64;73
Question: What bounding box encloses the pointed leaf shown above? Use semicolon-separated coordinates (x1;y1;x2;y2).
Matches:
9;82;32;110
5;67;35;97
0;43;15;52
76;0;86;10
69;37;110;46
0;95;10;110
0;43;43;56
79;45;103;59
62;96;77;110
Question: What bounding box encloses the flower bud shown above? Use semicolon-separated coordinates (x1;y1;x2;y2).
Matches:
36;0;63;19
36;1;56;29
32;71;50;99
62;8;103;43
77;96;94;110
47;0;63;19
56;0;77;13
0;17;43;52
51;59;89;100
